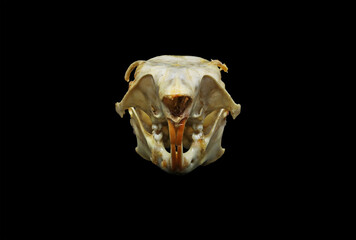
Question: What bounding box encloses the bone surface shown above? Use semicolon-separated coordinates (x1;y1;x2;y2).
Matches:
116;55;241;174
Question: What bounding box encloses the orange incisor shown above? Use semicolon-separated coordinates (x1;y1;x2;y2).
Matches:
167;118;187;171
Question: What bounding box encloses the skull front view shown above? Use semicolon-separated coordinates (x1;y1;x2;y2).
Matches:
115;55;241;174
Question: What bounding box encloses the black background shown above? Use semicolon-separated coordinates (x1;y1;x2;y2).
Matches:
2;1;343;238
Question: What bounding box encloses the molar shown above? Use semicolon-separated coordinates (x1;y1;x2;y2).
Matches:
152;123;162;133
192;132;203;141
153;131;163;142
192;123;203;132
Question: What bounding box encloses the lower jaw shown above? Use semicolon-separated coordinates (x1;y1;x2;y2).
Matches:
151;145;202;174
149;109;228;174
170;142;204;174
129;107;208;174
154;119;205;174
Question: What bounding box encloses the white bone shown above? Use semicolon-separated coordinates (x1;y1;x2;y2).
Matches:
116;55;241;174
153;132;163;142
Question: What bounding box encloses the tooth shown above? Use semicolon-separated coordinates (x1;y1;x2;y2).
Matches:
192;132;203;141
153;132;163;142
168;118;186;172
192;123;203;132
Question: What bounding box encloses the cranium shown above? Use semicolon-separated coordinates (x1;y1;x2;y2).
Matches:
115;55;241;174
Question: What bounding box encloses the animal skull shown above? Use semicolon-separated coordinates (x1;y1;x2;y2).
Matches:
115;55;241;174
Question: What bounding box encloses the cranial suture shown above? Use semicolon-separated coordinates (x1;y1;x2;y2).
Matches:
115;55;241;174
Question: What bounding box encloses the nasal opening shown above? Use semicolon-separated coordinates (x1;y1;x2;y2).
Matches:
162;95;192;117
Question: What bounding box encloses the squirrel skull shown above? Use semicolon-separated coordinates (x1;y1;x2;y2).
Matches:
115;55;241;174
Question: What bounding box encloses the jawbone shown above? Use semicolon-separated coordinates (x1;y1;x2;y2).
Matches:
128;107;229;174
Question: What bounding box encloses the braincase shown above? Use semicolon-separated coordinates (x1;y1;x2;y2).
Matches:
118;55;240;119
132;55;227;94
